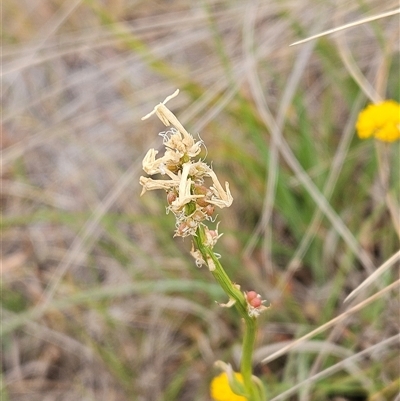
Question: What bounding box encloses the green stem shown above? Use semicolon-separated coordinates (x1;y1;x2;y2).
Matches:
241;316;258;400
194;225;260;401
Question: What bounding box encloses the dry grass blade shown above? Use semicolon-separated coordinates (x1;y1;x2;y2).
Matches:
245;43;376;275
3;0;83;92
255;340;372;387
280;93;365;288
262;279;400;364
39;162;142;309
242;2;323;270
269;334;400;401
290;8;400;46
345;250;400;302
334;23;382;104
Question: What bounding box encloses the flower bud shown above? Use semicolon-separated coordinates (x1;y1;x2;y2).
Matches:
204;204;215;216
246;291;258;301
175;222;188;237
245;291;269;317
167;191;177;205
208;230;218;239
250;297;262;308
193;184;210;207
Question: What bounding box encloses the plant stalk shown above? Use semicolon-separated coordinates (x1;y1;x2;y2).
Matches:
241;316;258;401
195;225;261;401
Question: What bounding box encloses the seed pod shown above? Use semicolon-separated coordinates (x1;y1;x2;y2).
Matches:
204;204;215;216
193;184;209;207
167;191;177;204
176;222;188;236
192;210;206;222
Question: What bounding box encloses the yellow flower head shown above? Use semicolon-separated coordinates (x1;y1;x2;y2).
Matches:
210;372;247;401
355;100;400;142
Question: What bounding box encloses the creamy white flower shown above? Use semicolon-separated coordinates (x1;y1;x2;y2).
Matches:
175;220;195;238
189;161;209;180
142;90;203;158
142;147;182;176
190;244;205;267
219;297;236;308
207;169;233;208
142;149;160;175
139;176;179;196
169;163;203;211
247;304;269;318
162;128;203;159
204;224;223;248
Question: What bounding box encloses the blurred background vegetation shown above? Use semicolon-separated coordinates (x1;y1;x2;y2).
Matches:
1;1;399;400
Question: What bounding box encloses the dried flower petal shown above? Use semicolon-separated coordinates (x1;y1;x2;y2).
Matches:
139;176;178;196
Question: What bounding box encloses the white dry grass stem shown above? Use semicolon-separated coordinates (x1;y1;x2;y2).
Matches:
255;340;374;392
244;20;376;276
269;334;400;401
242;1;324;272
290;8;400;47
38;162;142;311
262;279;400;364
345;250;400;302
279;92;366;293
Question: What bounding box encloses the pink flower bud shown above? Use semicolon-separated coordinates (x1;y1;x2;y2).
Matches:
245;291;269;318
246;291;258;301
250;298;262;308
208;230;217;239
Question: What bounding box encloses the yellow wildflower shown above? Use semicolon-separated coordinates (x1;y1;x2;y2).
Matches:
210;372;247;401
355;100;400;142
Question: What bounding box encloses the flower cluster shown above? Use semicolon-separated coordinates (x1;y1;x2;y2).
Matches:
140;90;233;258
356;100;400;142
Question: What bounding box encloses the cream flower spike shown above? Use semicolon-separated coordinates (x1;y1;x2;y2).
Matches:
140;90;233;242
142;89;190;137
142;89;202;157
